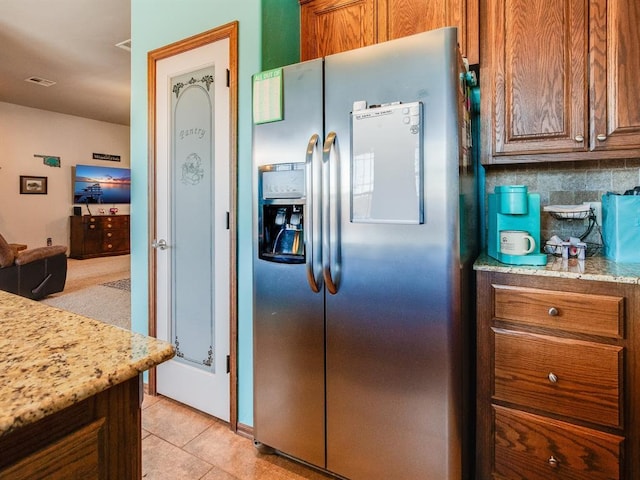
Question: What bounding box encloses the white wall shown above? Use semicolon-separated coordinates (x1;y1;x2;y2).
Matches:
0;102;130;249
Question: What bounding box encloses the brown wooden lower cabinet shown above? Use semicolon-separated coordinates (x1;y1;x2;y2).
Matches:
476;270;639;479
70;214;130;259
0;376;142;480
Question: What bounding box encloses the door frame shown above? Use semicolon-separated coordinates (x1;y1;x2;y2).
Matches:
146;21;239;431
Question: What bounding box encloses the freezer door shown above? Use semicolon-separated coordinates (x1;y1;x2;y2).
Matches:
323;28;467;479
252;60;326;468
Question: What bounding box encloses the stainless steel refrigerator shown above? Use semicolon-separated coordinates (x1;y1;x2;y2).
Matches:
252;27;477;480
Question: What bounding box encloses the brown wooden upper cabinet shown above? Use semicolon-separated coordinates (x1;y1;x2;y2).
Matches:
299;0;479;64
481;0;640;164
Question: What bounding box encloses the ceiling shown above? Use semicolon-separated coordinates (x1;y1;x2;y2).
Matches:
0;0;131;126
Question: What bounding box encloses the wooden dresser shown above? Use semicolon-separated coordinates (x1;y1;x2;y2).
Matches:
475;256;640;479
69;215;130;259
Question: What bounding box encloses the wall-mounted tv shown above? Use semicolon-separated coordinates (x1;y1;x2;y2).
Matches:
73;164;131;204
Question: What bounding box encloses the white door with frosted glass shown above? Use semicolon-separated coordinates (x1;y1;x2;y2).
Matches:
154;40;230;420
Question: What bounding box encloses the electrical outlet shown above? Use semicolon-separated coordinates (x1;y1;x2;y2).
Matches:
583;201;602;226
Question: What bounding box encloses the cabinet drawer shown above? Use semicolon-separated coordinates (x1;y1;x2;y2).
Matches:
102;238;128;253
85;222;102;234
494;328;622;427
493;284;623;338
103;230;128;241
102;219;128;229
86;216;128;227
494;405;623;480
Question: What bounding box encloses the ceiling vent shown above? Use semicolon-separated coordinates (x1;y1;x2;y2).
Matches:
25;76;56;87
115;39;132;52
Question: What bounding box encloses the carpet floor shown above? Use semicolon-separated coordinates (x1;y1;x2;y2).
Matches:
41;255;131;330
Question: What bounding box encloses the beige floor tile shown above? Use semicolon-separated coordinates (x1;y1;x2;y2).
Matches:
142;396;215;448
199;465;243;480
183;421;267;478
142;395;338;479
142;434;213;480
184;423;334;480
142;393;162;409
268;455;336;480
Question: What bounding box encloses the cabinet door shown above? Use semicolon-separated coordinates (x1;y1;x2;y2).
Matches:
378;0;479;64
0;419;105;480
300;0;376;61
488;0;587;156
589;0;640;151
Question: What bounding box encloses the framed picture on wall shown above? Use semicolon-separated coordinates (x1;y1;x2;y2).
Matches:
20;175;48;194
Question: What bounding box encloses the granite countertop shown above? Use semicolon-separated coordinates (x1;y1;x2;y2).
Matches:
474;252;640;284
0;291;175;438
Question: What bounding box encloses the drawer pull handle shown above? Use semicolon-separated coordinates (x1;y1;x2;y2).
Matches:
548;307;559;316
548;372;558;383
547;456;559;468
597;133;607;141
574;134;584;142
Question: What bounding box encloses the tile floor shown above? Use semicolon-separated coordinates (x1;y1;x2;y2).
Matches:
142;394;337;480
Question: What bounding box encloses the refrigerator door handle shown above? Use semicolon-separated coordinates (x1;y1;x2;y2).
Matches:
305;133;322;293
322;131;340;294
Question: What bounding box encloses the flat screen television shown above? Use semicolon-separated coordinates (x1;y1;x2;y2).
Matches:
73;164;131;204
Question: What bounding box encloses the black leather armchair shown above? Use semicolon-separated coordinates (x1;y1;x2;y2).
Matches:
0;233;68;300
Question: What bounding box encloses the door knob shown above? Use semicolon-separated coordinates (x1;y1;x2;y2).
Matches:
597;134;607;141
151;239;168;250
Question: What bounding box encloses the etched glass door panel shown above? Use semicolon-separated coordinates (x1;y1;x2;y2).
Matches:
171;67;216;371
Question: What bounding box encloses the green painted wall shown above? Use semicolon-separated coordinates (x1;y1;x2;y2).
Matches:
261;0;300;70
131;0;298;427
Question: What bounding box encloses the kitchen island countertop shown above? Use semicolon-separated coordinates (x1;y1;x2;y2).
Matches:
0;290;174;438
474;252;640;284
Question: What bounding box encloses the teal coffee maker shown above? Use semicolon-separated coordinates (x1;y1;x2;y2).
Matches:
488;185;547;266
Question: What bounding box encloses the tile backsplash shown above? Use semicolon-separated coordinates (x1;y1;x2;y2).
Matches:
484;158;640;251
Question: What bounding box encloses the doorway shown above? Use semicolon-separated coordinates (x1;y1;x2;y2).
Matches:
147;22;238;428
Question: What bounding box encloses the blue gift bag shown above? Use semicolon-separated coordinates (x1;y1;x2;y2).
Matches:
602;193;640;263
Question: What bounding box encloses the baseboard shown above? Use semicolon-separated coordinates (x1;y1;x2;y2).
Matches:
236;422;253;439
